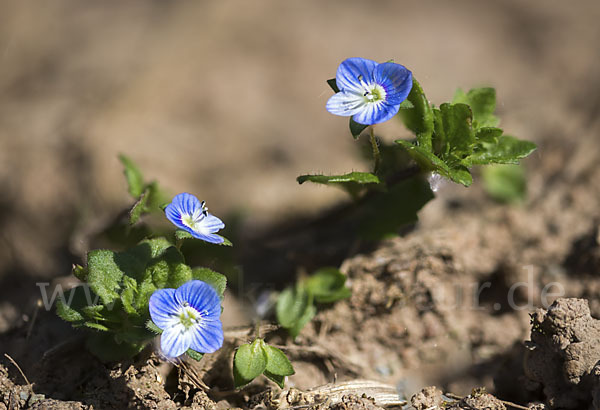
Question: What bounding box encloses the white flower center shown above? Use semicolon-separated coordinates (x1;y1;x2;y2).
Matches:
181;201;209;232
178;304;202;330
357;75;386;103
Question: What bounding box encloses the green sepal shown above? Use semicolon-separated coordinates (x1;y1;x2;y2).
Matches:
326;78;339;93
191;267;227;300
146;320;163;334
84;322;110;332
399;79;434;150
482;164;527;204
453;87;499;129
186;349;204;361
463;135;537;166
263;344;295;377
304;268;351;303
119;154;145;198
297;172;380;198
263;370;286;389
349;119;369;139
72;264;87;281
233;339;268;388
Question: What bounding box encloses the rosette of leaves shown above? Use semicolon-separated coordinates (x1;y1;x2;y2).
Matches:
276;267;352;339
396;82;537;186
56;237;226;361
233;338;295;388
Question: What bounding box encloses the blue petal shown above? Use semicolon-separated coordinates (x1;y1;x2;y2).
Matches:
175;280;222;319
335;58;378;93
160;324;192;358
200;214;225;232
326;91;367;117
189;231;225;244
190;320;224;353
373;62;412;105
352;101;399;125
165;192;203;230
149;288;180;330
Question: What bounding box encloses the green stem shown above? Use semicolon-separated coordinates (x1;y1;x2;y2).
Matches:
369;126;381;174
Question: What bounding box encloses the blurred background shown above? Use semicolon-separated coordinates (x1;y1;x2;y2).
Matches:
0;0;598;328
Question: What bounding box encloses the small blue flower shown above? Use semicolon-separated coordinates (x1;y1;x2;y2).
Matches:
326;57;412;125
149;280;224;358
165;193;225;244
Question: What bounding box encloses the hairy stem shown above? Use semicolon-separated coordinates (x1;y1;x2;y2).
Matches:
369;126;380;174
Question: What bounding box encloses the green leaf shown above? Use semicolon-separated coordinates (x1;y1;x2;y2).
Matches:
447;165;473;186
86;333;147;362
276;286;312;329
263;370;286;389
476;127;503;144
233;339;268;388
304;267;351;303
395;140;450;174
87;249;124;305
482;164;527;204
399;79;434;150
349;118;369;139
463;135;537;166
192;267;227;300
119;154;145;198
120;276;138;315
289;304;316;339
297;172;380;198
263;345;295;377
453;87;499;129
129;188;150;225
186;349;204;361
440;103;474;156
326;78;339;93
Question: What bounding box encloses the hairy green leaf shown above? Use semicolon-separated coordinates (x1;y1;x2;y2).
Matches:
453;87;499;128
297;172;380;198
119;154;145;198
464;135;537;166
399;79;434;150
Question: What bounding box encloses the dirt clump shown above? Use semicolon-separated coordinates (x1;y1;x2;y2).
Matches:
524;298;600;409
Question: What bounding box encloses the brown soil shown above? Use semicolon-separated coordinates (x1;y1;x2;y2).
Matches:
2;0;600;409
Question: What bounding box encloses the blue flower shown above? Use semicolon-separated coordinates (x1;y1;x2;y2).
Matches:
326;57;412;125
165;193;225;244
149;280;224;358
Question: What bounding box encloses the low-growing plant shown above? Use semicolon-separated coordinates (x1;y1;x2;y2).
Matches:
53;57;537;394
